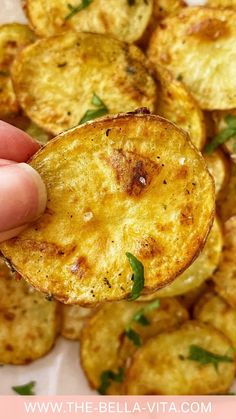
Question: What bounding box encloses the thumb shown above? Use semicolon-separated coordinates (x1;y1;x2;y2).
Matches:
0;161;47;242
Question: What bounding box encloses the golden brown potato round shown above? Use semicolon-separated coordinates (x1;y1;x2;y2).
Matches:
12;31;157;135
140;218;222;299
213;216;236;308
204;149;230;196
0;113;215;305
125;321;235;395
206;0;236;8
80;298;189;394
154;66;206;150
61;305;95;341
217;163;236;222
194;291;236;352
148;7;236;110
25;0;153;43
153;0;186;21
141;0;186;46
212;110;236;163
178;282;211;311
0;259;59;365
0;23;35;116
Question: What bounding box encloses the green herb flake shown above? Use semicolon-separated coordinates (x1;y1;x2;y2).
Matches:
187;345;233;371
125;327;142;347
177;74;183;81
79;93;108;125
132;298;160;325
98;368;124;395
126;252;145;301
65;0;94;20
204;114;236;154
12;381;36;396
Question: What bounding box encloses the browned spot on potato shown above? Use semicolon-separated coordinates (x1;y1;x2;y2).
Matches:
10;238;71;257
5;344;13;352
175;166;189;180
4;312;15;321
180;204;194;225
70;256;89;279
137;236;163;259
187;19;228;40
109;149;161;197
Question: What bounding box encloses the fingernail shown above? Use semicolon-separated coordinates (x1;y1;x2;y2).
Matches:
0;163;47;236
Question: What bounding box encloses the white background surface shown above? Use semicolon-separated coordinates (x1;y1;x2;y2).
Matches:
1;0;235;396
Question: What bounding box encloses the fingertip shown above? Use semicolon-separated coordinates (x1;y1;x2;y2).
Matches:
0;120;40;162
0;163;47;241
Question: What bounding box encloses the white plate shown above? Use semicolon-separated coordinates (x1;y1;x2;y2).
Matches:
0;0;235;396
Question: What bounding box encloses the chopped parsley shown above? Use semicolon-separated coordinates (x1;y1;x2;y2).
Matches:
187;345;233;371
65;0;94;20
12;381;36;395
132;299;160;325
125;327;142;347
79;93;108;125
98;368;124;395
204;114;236;154
126;252;145;301
125;299;160;346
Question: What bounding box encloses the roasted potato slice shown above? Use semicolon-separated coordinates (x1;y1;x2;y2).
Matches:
153;0;186;21
141;0;186;46
125;321;235;395
61;305;94;341
154;66;205;150
217;163;236;221
0;259;59;365
0;113;215;305
12;31;157;135
80;298;189;394
204;149;230;196
213;216;236;308
194;291;236;352
148;7;236;110
211;110;236;162
0;23;35;116
140;218;222;299
24;0;153;43
178;282;211;311
207;0;236;8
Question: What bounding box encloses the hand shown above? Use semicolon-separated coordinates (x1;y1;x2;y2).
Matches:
0;120;47;242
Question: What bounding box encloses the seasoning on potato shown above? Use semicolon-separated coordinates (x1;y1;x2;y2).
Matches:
125;321;235;395
148;7;236;110
24;0;153;43
0;259;59;365
0;112;215;305
11;31;157;135
80;298;188;394
0;23;35;117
